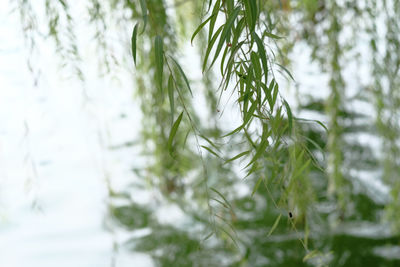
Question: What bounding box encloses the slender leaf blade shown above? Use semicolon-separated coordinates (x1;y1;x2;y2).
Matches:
168;75;174;119
283;100;293;134
203;25;224;72
131;23;138;65
303;250;319;262
191;14;215;45
253;33;268;83
251;177;263;196
209;7;240;70
168;112;184;153
201;145;221;158
169;56;193;97
155;36;164;91
267;214;282;236
139;0;147;33
225;150;250;164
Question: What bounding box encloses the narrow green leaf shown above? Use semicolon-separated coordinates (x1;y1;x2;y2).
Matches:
244;161;262;179
139;0;147;33
191;14;215;45
155;36;163;91
225;150;250;164
244;0;257;33
131;23;138;66
272;82;279;109
237;90;254;102
230;18;245;49
168;112;183;153
243;100;257;126
303;250;319;262
203;25;224;72
211;197;229;209
283;100;293;134
222;124;244;137
250;51;262;80
208;0;221;41
295;117;328;133
169;56;193;97
206;0;213;12
183;129;190;149
293;159;311;180
245;138;269;168
251;177;263;197
267;214;282;236
168;75;174;119
261;83;270;106
220;44;230;76
209;7;240;70
253;33;268;83
249;0;257;29
264;31;283;39
200;135;220;152
201;145;220;158
219;226;239;249
202;232;214;242
215;213;237;234
210;187;232;209
276;63;294;81
304;135;324;154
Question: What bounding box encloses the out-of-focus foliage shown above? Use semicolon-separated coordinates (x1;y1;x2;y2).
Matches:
16;0;400;266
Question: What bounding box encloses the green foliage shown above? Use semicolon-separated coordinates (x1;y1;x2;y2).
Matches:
17;0;400;266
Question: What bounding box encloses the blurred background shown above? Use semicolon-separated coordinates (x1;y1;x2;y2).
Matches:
0;0;400;266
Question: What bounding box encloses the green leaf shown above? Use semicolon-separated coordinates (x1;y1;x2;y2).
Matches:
203;25;224;72
200;135;220;152
220;44;230;76
293;159;311;180
244;0;257;33
183;129;190;149
155;36;163;91
245;137;269;168
202;232;214;242
283;100;293;134
243;100;257;126
251;177;263;196
131;23;138;66
169;56;193;97
210;187;232;209
211;197;229;209
244;161;262;178
264;31;283;39
267;214;282;236
219;226;239;249
225;150;250;164
201;145;220;158
191;14;215;45
168;112;183;153
303;250;319;262
295;117;328;133
250;51;261;80
222;124;244;137
209;7;240;70
168;75;174;119
208;0;221;41
253;33;268;83
304;135;324;154
139;0;147;33
272;82;279;109
276;63;294;81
